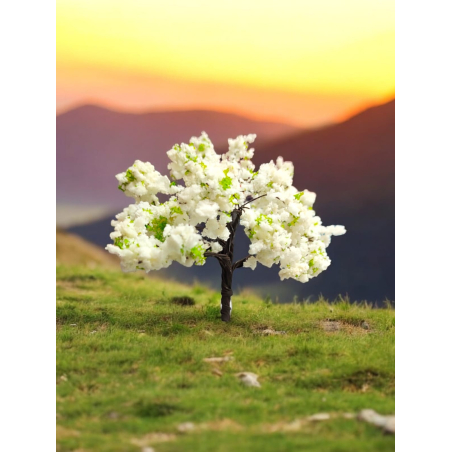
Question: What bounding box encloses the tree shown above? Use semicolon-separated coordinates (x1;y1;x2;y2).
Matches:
106;132;346;321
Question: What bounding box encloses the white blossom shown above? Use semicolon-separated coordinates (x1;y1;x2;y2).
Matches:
106;132;346;282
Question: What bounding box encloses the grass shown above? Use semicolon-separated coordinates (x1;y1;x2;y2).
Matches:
56;265;395;452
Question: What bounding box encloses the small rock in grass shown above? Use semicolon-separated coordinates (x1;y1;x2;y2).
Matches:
203;330;214;336
178;422;196;433
383;416;395;434
358;409;386;426
131;433;176;447
89;330;97;334
358;409;395;434
283;419;303;431
203;356;234;363
107;411;119;419
308;413;330;421
212;368;223;377
261;328;286;336
142;448;155;452
70;324;77;326
342;412;356;419
361;321;370;330
236;372;261;387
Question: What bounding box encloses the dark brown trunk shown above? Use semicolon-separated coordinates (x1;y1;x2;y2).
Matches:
203;196;266;322
220;262;233;322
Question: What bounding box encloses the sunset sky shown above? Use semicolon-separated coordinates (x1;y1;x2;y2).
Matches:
57;0;394;127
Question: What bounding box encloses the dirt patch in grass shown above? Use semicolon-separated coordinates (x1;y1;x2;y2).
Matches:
171;296;196;306
134;400;181;418
56;425;80;439
202;418;244;432
342;369;387;392
321;320;341;332
130;432;177;447
320;320;370;335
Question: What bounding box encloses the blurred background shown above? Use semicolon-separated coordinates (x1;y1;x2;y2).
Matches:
56;0;394;304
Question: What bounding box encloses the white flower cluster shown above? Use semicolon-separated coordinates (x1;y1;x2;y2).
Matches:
106;132;345;281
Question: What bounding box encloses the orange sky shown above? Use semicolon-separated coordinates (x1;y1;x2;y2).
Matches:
57;0;394;127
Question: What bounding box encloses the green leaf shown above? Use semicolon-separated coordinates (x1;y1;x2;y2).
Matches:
248;169;258;179
125;169;136;183
219;176;232;190
229;193;240;204
170;206;183;215
186;154;198;163
256;214;273;226
288;215;299;227
114;237;124;249
189;244;206;265
146;216;168;242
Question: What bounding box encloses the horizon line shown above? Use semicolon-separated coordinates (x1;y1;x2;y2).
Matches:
56;96;395;129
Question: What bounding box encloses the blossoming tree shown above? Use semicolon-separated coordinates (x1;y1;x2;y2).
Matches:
106;133;345;322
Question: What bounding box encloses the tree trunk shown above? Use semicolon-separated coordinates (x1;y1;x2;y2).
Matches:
204;200;265;322
220;262;233;322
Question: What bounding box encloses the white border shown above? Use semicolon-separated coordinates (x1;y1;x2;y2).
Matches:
397;0;452;449
0;0;55;450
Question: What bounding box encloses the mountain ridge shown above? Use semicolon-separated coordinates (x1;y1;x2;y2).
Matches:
57;105;302;207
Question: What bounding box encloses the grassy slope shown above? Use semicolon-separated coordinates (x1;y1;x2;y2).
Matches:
56;265;395;452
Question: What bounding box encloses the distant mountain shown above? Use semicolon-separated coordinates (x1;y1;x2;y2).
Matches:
69;100;395;304
255;99;395;206
57;105;301;208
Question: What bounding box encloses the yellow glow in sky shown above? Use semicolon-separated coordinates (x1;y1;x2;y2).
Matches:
57;0;394;125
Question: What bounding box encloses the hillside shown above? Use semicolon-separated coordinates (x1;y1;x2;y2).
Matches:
57;105;301;208
57;265;395;452
56;229;119;268
69;100;395;304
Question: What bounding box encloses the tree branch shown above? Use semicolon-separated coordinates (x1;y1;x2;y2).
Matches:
241;193;267;208
204;252;230;263
232;255;252;271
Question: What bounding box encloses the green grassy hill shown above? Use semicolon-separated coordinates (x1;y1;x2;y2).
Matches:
56;264;395;452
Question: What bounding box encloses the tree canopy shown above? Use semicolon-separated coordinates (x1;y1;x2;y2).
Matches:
106;132;345;283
